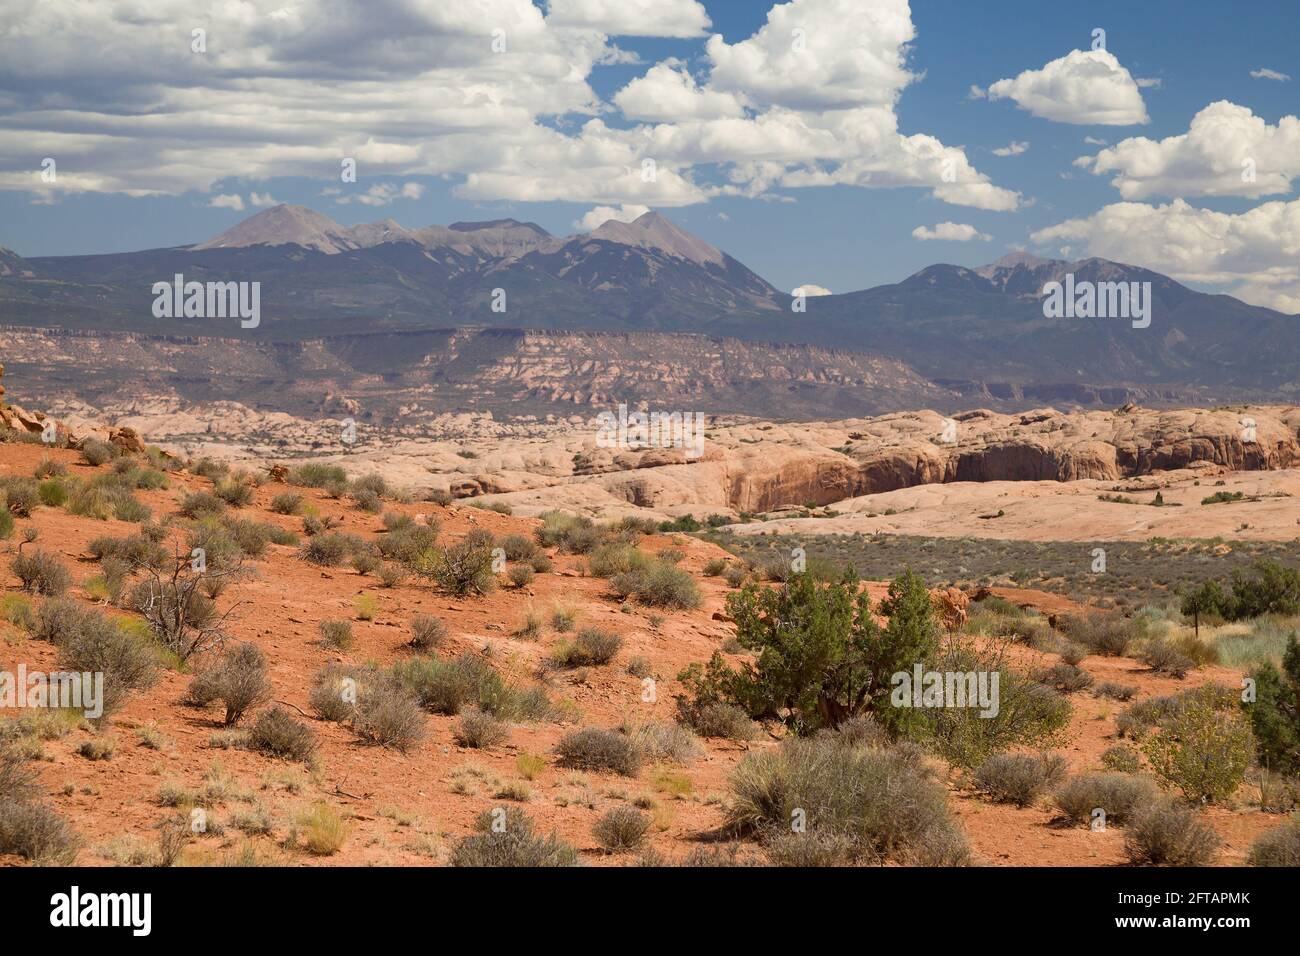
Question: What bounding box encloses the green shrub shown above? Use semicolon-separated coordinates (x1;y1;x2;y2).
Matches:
0;506;12;539
1226;560;1300;619
0;594;34;630
972;753;1067;807
684;570;934;736
703;558;728;576
1142;695;1252;802
1124;800;1221;865
391;652;514;716
37;480;67;508
1101;744;1143;773
506;564;534;588
1245;635;1300;775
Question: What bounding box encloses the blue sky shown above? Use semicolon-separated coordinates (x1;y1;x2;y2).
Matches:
0;0;1297;306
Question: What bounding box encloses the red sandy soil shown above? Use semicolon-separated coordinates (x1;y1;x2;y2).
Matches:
0;442;1287;867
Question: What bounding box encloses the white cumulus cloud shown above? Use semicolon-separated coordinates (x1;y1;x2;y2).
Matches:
1076;101;1300;199
335;182;425;206
575;203;650;231
912;222;991;241
208;194;245;211
986;49;1149;125
1031;197;1300;313
0;0;1019;216
545;0;711;38
613;61;746;121
1250;68;1291;82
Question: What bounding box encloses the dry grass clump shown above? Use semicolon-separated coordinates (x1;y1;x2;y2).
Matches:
1124;800;1221;865
309;664;427;752
454;708;509;749
12;549;70;596
726;734;969;866
1248;817;1300;866
408;614;447;651
186;642;271;725
619;718;700;764
555;727;643;776
550;627;622;668
1058;612;1141;656
1053;773;1159;826
247;706;318;763
972;753;1067;807
450;806;578;867
609;561;702;610
593;807;650;852
318;619;353;650
0;747;79;864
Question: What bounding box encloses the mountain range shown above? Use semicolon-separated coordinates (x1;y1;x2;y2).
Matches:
1;204;1297;412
